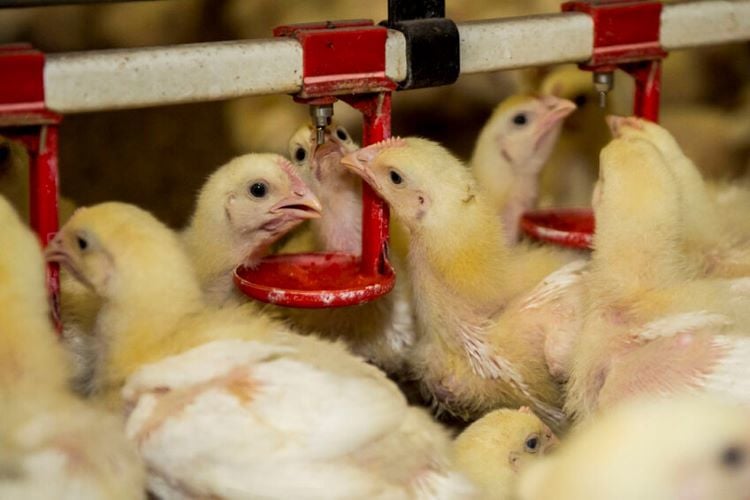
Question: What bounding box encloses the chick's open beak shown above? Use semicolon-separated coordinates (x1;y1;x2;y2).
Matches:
269;189;322;220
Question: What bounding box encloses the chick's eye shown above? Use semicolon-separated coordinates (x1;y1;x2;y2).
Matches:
294;147;307;163
249;182;268;198
76;236;88;251
573;93;588;107
721;446;745;469
336;128;349;141
524;435;539;453
512;113;528;126
389;169;403;185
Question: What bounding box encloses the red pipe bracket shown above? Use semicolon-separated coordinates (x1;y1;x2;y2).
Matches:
562;0;666;121
563;0;666;67
0;44;62;330
273;20;396;98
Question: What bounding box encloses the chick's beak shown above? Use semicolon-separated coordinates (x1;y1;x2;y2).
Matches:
44;233;69;264
340;148;380;188
606;115;627;138
533;96;576;150
44;233;95;291
270;188;322;220
606;115;644;138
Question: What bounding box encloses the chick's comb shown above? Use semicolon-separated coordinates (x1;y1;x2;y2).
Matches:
369;136;407;151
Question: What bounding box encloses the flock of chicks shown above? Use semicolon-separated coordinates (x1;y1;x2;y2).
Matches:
2;65;750;500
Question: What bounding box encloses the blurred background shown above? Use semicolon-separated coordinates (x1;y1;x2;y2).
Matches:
0;0;748;226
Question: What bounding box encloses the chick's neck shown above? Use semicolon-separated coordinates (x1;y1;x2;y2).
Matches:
591;187;690;297
407;198;517;342
93;259;204;397
182;207;268;301
471;139;540;244
312;169;362;254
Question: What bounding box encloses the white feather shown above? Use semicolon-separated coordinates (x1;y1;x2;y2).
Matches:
634;311;733;342
123;339;470;499
460;325;566;427
700;335;750;404
520;260;588;311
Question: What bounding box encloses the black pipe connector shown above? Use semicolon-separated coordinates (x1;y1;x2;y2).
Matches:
382;0;460;90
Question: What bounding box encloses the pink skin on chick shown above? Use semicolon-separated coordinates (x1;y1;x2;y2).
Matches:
288;123;361;253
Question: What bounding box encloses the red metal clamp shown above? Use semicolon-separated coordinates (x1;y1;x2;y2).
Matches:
235;20;397;308
273;20;395;98
563;0;666;121
0;44;62;330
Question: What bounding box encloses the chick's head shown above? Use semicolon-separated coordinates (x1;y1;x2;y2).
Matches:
594;135;680;228
607;115;704;190
540;65;607;131
288;122;359;194
45;202;196;301
480;94;575;175
455;407;558;481
195;153;322;245
606;115;679;157
340;137;479;233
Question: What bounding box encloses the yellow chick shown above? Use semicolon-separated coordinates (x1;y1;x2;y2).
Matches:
61;153;322;393
181;152;322;304
342;138;589;429
519;395;750;500
566;135;750;421
0;134;76;223
469;94;576;243
0;195;144;499
455;407;558;500
607;115;750;279
46;202;477;499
